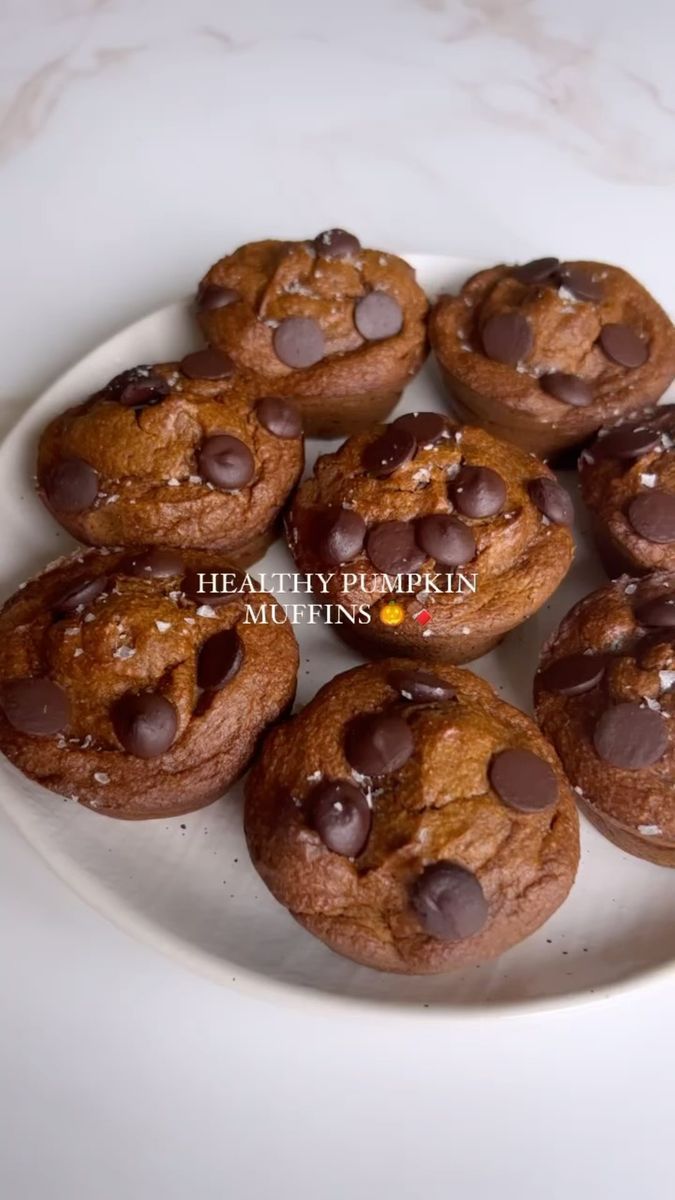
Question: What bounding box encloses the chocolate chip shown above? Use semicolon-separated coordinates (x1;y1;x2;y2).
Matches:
595;423;661;460
123;549;185;579
388;669;456;703
365;521;425;574
273;317;325;368
111;692;178;759
182;568;245;606
593;702;668;769
54;575;107;613
541;372;593;408
354;292;403;341
528;477;573;526
410;862;488;941
44;458;99;513
415;514;476;567
538;654;606;696
316;507;366;566
558;264;604;302
0;678;69;737
344;712;414;777
481;312;533;366
362;427;416;477
635;595;675;628
103;367;170;409
512;257;560;284
392;411;448;446
198;435;255;490
197;628;243;691
307;779;371;857
449;466;506;519
599;324;649;368
255;396;302;439
628;492;675;543
313;229;361;260
180;347;236;379
197;284;240;310
489;748;558;812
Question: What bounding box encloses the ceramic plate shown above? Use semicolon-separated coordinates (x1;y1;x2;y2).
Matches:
2;254;674;1016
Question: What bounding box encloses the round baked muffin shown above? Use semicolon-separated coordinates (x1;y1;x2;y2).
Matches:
285;412;575;663
37;352;303;563
0;546;298;819
579;405;675;577
534;572;675;865
195;232;429;438
429;258;675;461
245;660;579;974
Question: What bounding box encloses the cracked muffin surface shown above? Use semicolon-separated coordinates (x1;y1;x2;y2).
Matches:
245;659;579;974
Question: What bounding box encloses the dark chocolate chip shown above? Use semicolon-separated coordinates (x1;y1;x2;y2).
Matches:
362;427;416;477
489;748;558;812
197;628;243;691
449;465;506;518
111;692;178;759
123;549;185;579
273;317;325;368
197;284;240;311
541;372;593;408
410;862;488;941
313;229;361;260
528;477;574;526
307;779;371;857
392;411;448;446
636;595;675;628
180;347;236;380
316;507;366;566
628;491;675;544
415;514;476;567
198;434;255;490
344;712;414;777
512;257;560;284
103;367;170;409
44;458;99;513
538;654;606;696
54;575;107;613
182;568;245;606
0;677;69;737
598;324;649;368
481;312;533;366
365;521;425;574
558;264;604;302
255;396;302;439
388;669;456;703
594;422;661;460
354;292;403;341
593;702;668;769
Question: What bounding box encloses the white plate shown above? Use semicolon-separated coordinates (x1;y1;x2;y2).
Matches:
2;253;675;1017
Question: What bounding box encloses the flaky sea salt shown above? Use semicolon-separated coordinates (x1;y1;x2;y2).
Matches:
155;620;172;633
93;772;110;785
196;605;216;618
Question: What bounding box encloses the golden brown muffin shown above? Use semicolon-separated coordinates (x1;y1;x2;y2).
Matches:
285;412;575;663
579;405;675;576
430;258;675;460
534;572;675;865
0;546;298;819
245;660;579;974
195;233;429;437
36;352;303;563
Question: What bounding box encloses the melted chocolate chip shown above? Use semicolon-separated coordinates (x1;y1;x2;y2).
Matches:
489;748;558;812
593;702;668;770
197;628;243;691
365;521;425;574
111;692;178;759
44;458;99;513
103;367;170;409
315;507;366;566
392;411;448;446
273;317;325;368
180;347;236;380
449;465;506;518
415;514;476;567
198;434;255;490
344;712;414;777
197;284;241;310
558;264;604;302
636;595;675;628
481;312;533;366
307;779;371;857
388;669;456;703
354;292;403;341
595;423;661;460
598;324;649;368
182;568;245;606
541;372;593;408
255;396;302;439
538;654;606;696
123;549;185;579
627;492;675;544
410;862;488;941
362;427;416;477
528;477;573;526
54;575;107;613
512;257;560;284
313;229;361;260
0;678;69;737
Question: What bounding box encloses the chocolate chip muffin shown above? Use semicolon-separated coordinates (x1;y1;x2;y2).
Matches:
37;352;303;563
285;412;575;663
430;258;675;461
0;547;298;819
245;660;579;974
534;573;675;865
579;405;675;576
195;232;429;437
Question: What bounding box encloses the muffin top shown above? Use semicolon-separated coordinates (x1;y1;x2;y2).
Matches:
37;353;303;552
245;659;579;973
195;233;429;394
535;572;675;840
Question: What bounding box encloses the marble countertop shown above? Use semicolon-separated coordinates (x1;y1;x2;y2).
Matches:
1;2;674;1198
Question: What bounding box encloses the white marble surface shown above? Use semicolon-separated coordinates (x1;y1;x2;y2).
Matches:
1;2;674;1197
